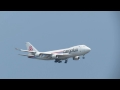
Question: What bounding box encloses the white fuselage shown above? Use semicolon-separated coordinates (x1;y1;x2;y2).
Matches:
32;45;91;60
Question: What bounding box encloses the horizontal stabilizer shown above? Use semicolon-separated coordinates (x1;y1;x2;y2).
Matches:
15;48;36;53
15;48;28;52
18;54;28;56
28;51;36;53
18;54;34;57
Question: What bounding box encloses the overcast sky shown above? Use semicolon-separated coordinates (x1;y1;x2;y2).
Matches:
0;11;119;79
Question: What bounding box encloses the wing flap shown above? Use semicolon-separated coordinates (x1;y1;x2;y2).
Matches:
15;48;28;52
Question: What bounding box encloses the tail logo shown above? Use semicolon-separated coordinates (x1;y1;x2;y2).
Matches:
29;46;33;51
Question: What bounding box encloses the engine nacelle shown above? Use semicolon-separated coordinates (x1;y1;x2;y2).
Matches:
73;56;80;60
51;54;58;59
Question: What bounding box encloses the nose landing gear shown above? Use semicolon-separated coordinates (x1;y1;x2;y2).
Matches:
82;55;85;59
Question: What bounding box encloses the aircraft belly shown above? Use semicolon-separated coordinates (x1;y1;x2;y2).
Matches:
39;57;53;60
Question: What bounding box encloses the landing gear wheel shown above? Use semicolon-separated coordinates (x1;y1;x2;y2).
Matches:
64;60;67;63
55;59;59;63
54;60;57;63
58;60;62;63
54;61;57;63
82;57;85;59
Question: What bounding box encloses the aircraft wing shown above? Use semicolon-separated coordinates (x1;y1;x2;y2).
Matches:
55;53;70;58
40;52;69;56
39;52;69;58
18;54;33;56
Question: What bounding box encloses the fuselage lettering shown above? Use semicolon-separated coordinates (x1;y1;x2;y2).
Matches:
63;48;78;53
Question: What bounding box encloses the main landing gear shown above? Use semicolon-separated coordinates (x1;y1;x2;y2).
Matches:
54;59;68;63
54;59;62;63
58;60;62;63
64;59;68;63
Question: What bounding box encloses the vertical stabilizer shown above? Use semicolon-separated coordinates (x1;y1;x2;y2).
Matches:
26;42;39;52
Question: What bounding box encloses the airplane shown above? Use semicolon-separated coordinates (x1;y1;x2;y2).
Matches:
15;42;91;63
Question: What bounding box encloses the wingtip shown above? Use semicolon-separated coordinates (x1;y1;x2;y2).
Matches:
15;48;20;51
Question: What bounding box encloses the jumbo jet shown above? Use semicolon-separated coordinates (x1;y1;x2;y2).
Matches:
15;42;91;63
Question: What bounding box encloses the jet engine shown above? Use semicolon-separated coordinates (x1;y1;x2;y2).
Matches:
52;54;58;59
73;56;80;60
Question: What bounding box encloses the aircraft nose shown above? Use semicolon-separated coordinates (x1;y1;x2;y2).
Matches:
87;47;91;52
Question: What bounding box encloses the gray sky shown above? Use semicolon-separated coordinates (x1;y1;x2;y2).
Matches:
0;11;119;79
